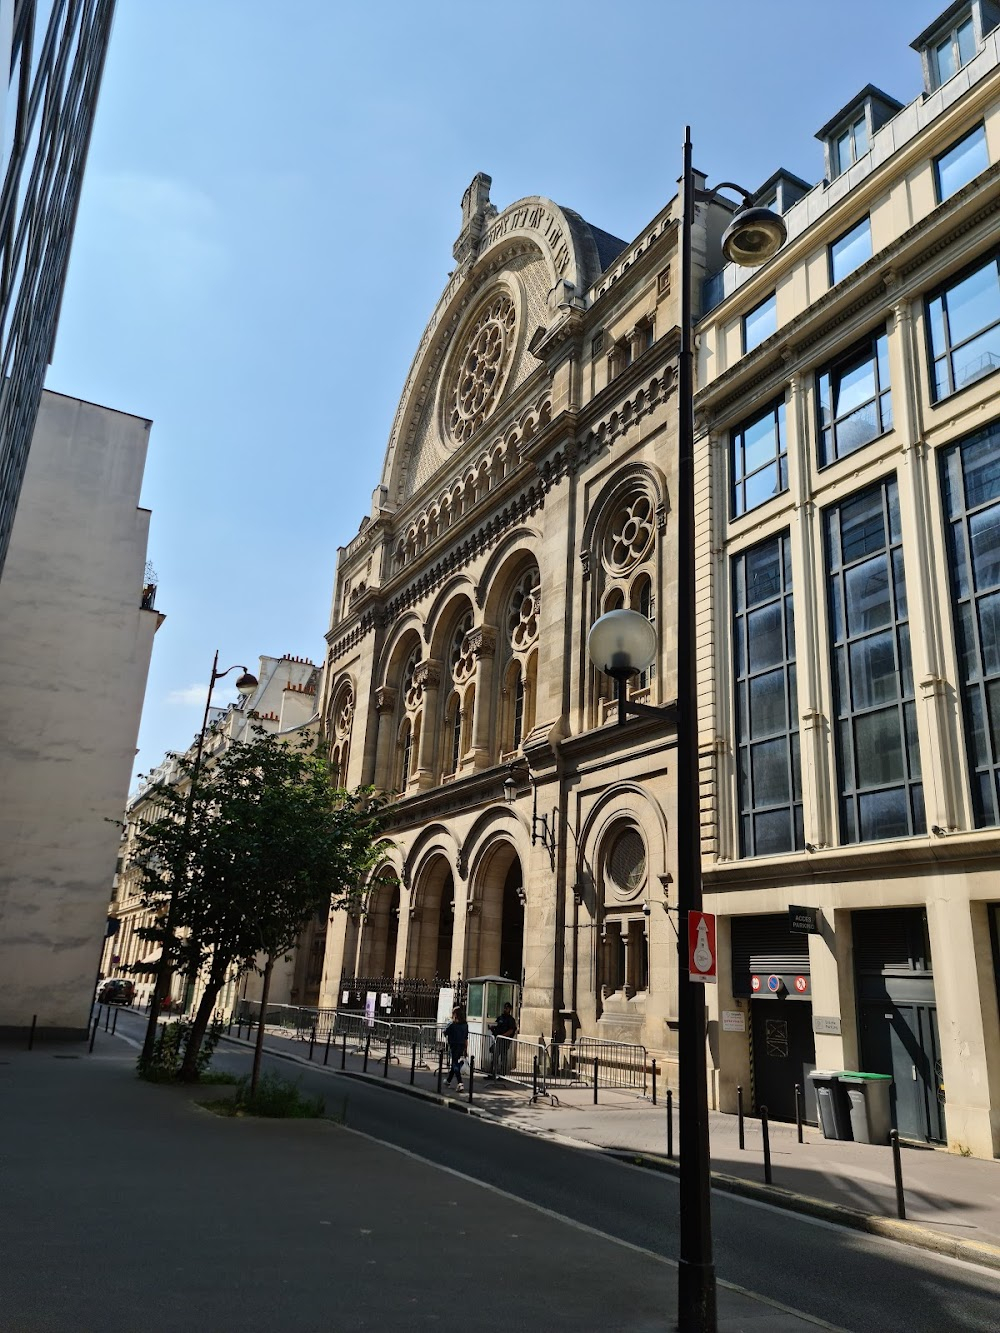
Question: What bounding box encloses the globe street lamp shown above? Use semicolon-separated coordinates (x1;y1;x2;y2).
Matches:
139;650;257;1068
589;130;784;1333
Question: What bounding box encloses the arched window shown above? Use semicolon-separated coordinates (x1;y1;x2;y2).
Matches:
500;564;540;756
449;694;462;775
444;612;475;778
399;722;412;791
631;575;656;691
512;671;524;749
599;825;649;1001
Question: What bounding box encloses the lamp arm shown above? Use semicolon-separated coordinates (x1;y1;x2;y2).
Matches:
696;180;754;206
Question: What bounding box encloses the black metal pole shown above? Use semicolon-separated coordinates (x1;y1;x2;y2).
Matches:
593;1057;599;1104
761;1106;772;1185
309;1026;316;1061
676;126;717;1333
324;1030;332;1066
383;1035;391;1077
890;1130;906;1219
410;1041;417;1085
532;1054;538;1103
341;1032;347;1070
363;1032;371;1072
737;1085;745;1150
651;1059;658;1106
27;1014;36;1051
795;1083;803;1143
88;1015;98;1054
437;1046;444;1094
112;1009;118;1035
468;1056;474;1104
667;1087;674;1159
104;1005;110;1032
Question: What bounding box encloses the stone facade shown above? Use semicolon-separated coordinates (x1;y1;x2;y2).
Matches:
318;175;731;1065
695;2;1000;1158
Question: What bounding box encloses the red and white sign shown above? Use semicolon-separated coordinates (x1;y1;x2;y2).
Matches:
751;974;761;992
794;975;809;993
688;910;717;984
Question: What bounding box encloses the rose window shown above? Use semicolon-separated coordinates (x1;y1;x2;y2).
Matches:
608;828;647;901
403;649;422;711
604;493;655;575
507;569;540;651
334;686;354;739
448;294;517;445
451;613;476;685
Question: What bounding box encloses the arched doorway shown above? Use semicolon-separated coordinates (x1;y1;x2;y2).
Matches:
469;844;524;982
408;858;456;981
360;874;401;978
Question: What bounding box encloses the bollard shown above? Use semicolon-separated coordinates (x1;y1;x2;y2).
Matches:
795;1082;803;1144
111;1009;119;1035
651;1059;657;1106
341;1033;347;1070
88;1015;98;1054
532;1055;538;1103
27;1014;37;1051
308;1026;316;1061
761;1106;772;1185
383;1036;391;1078
227;1013;233;1036
104;1005;111;1032
324;1031;332;1066
593;1057;599;1105
437;1046;444;1095
890;1130;906;1220
468;1056;475;1104
363;1032;371;1073
737;1084;745;1150
410;1041;417;1085
666;1088;674;1159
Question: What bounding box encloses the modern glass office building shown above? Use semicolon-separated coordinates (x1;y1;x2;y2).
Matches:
0;0;117;578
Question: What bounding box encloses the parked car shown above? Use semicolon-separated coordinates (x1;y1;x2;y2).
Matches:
97;979;135;1006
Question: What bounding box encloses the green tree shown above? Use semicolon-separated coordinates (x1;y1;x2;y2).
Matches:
132;728;383;1084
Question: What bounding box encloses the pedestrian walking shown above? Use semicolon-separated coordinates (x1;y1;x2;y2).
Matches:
443;1005;468;1092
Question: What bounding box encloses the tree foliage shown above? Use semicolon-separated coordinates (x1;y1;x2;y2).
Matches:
133;727;383;1078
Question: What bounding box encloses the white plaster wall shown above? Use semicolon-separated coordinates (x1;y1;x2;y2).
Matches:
0;391;160;1035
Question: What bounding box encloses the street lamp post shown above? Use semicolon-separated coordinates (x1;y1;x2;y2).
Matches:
588;129;785;1333
139;649;257;1069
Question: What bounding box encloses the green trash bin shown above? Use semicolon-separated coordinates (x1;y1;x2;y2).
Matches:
838;1071;893;1145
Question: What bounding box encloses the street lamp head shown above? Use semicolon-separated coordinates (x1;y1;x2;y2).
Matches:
721;205;786;268
502;774;517;804
587;609;657;677
235;671;258;697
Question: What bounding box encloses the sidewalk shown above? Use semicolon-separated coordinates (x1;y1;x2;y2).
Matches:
0;1034;828;1333
235;1023;1000;1266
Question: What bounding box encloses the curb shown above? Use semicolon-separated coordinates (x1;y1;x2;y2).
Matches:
219;1034;1000;1272
605;1149;1000;1273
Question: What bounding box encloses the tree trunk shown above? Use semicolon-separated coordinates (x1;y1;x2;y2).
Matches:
249;956;275;1098
178;969;226;1082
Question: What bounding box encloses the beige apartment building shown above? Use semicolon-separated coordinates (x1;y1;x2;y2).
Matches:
695;0;1000;1158
103;654;323;1014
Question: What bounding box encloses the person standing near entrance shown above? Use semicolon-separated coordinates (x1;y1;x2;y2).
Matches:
488;1003;517;1077
443;1005;468;1092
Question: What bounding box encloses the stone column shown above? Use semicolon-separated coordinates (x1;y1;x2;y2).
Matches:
371;687;397;792
468;625;498;769
413;660;442;789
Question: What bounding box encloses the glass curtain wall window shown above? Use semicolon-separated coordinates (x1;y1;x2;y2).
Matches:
817;328;892;465
835;114;869;176
935;124;988;202
934;14;977;85
731;398;788;517
941;420;1000;826
733;533;803;856
826;478;924;843
927;250;1000;399
829;217;873;285
743;293;777;354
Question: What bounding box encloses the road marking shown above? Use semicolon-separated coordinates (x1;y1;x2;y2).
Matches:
339;1121;848;1332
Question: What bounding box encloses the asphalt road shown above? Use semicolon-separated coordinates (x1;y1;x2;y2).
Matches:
114;1009;1000;1333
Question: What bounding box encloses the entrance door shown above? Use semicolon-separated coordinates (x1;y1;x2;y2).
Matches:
853;907;945;1144
751;1000;816;1122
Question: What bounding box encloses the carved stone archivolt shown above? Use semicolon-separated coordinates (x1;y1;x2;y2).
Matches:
448;292;517;446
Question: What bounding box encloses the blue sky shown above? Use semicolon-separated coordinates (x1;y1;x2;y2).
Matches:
46;0;948;784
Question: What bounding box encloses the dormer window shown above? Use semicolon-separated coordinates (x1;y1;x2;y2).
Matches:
912;3;999;94
816;87;903;183
835;115;869;176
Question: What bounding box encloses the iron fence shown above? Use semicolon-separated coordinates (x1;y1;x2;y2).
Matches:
337;975;465;1022
575;1036;648;1092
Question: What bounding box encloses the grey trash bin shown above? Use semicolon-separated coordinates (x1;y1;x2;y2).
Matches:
808;1070;853;1141
839;1072;893;1145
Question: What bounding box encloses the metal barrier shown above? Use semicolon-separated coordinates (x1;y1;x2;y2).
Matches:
575;1036;648;1093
